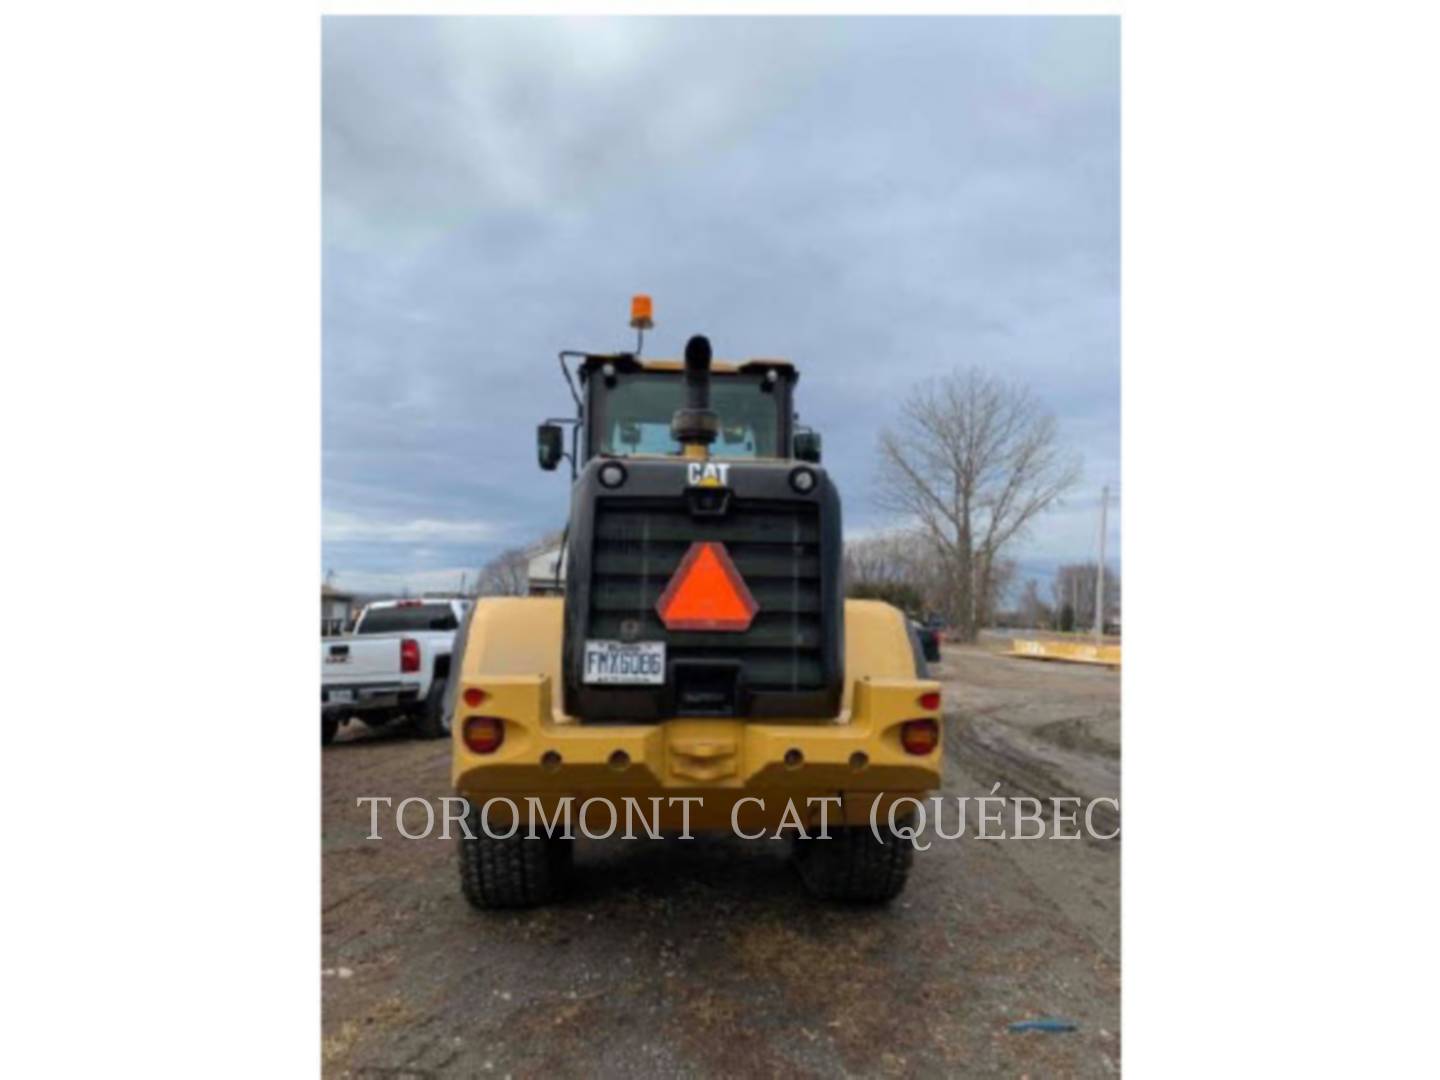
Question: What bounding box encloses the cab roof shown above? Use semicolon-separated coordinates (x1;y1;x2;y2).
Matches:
579;353;796;377
637;357;794;374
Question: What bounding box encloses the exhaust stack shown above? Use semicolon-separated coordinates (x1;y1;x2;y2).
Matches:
671;334;719;458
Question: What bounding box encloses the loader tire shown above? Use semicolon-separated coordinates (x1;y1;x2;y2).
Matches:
794;821;915;903
415;678;450;740
457;811;573;909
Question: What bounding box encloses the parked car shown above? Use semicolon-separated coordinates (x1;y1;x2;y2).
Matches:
910;619;943;664
321;598;471;745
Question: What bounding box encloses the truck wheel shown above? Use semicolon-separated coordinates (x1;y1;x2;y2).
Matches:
793;821;915;903
415;678;450;740
322;715;339;746
457;811;573;909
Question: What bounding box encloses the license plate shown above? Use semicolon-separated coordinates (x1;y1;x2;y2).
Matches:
329;689;355;705
582;640;666;685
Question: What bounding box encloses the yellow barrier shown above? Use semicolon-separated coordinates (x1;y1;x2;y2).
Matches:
1008;639;1121;667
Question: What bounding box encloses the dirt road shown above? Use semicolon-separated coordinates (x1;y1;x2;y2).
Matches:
322;646;1120;1077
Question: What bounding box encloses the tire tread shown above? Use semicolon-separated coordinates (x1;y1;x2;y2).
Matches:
457;808;572;909
794;823;914;903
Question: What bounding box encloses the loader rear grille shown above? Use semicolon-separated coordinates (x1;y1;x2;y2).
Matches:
588;498;826;691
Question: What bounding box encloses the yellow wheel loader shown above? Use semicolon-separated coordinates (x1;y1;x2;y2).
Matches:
451;298;942;907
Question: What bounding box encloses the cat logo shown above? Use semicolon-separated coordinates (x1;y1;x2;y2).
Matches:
686;461;731;488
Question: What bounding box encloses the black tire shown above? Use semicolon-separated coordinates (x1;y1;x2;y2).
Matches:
794;821;915;903
415;678;450;740
457;809;573;909
322;715;339;746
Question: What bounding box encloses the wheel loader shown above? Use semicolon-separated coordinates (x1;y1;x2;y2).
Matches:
451;297;942;907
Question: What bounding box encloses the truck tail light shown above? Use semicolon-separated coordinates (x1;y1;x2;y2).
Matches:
463;687;488;708
900;718;939;755
463;716;504;754
400;638;420;673
918;691;941;711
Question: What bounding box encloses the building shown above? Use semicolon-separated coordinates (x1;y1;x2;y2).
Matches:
527;544;567;595
322;583;356;636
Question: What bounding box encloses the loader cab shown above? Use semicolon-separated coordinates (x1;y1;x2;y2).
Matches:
580;354;802;464
537;355;822;475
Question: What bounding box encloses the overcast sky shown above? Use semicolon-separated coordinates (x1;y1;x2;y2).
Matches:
323;16;1119;596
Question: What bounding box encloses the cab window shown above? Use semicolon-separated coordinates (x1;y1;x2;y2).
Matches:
594;373;781;458
356;604;459;634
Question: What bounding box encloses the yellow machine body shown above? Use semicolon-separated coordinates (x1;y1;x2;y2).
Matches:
451;597;942;831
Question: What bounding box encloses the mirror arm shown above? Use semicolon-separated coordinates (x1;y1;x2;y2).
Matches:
571;410;582;481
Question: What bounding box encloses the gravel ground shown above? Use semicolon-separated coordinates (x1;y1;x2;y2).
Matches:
322;645;1120;1077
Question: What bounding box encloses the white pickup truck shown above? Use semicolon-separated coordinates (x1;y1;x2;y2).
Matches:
320;598;471;745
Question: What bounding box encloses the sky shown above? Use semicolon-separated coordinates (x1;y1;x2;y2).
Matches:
323;16;1119;598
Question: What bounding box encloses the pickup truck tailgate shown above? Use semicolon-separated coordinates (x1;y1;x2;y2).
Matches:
322;637;398;683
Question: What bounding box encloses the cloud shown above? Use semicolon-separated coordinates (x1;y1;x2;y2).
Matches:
322;508;504;545
322;16;1119;586
329;565;481;597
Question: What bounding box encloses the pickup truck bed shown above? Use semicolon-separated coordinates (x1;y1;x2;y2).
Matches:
321;598;471;745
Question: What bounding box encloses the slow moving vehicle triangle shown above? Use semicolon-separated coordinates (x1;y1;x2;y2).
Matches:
655;541;759;632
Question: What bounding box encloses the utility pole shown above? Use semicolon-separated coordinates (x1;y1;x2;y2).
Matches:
1094;486;1109;643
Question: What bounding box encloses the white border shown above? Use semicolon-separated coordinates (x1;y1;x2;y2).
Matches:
9;1;1440;1074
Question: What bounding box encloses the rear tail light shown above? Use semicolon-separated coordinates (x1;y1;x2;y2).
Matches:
400;638;420;673
900;718;939;755
463;716;504;754
463;687;488;708
918;691;941;711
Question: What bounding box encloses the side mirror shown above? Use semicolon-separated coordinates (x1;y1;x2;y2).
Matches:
537;424;564;471
794;430;822;463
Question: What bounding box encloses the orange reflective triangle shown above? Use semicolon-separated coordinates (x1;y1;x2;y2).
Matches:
655;541;759;632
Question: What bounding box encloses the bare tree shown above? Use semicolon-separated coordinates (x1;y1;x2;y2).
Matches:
474;529;568;598
1018;579;1052;629
1051;562;1121;632
977;554;1018;628
876;368;1080;642
845;530;927;591
843;529;934;613
475;546;531;597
